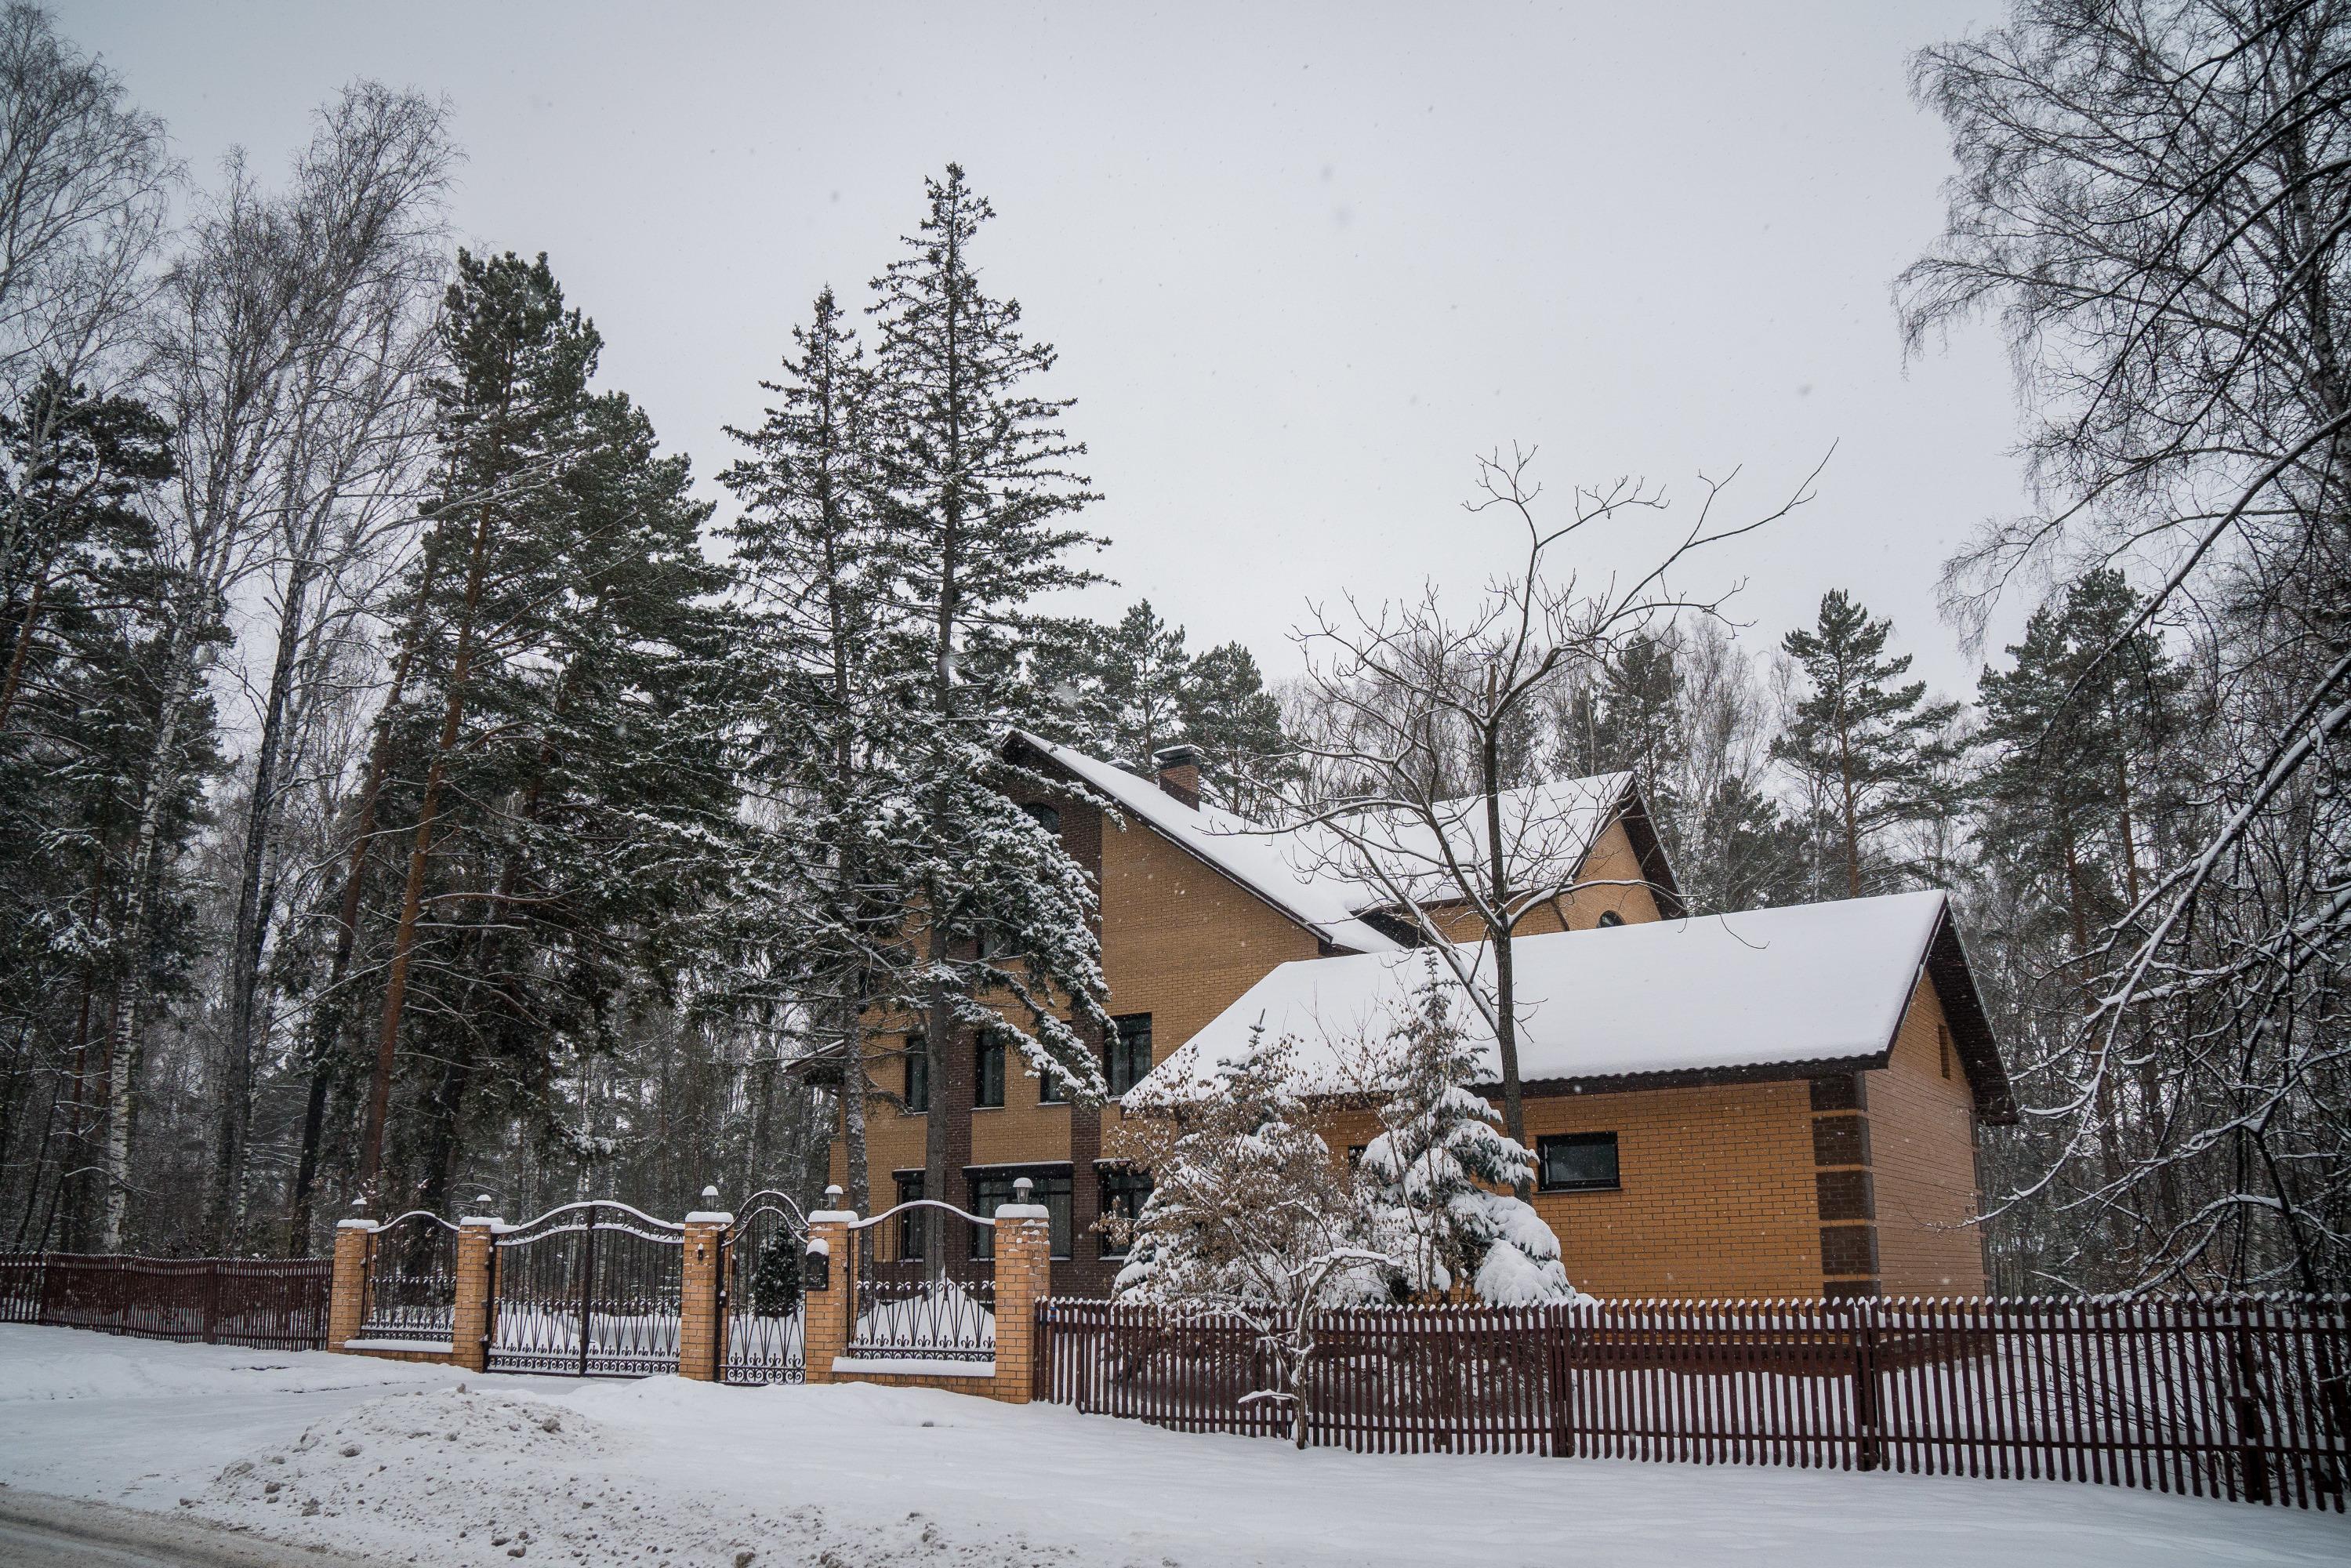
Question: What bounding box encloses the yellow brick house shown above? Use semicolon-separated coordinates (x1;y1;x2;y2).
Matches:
827;734;2012;1300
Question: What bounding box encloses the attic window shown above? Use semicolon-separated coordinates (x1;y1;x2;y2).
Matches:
1939;1024;1951;1080
1596;909;1625;928
1021;802;1061;834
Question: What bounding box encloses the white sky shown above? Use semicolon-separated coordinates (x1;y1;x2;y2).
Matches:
59;1;2029;697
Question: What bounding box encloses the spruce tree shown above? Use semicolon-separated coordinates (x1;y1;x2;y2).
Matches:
1358;958;1577;1304
1772;590;1963;898
867;165;1116;1255
720;285;903;1210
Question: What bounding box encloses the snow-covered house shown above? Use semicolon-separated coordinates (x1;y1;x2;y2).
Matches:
826;733;2009;1299
1144;890;2012;1299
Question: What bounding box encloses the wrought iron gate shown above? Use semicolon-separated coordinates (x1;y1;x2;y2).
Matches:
486;1201;683;1377
357;1210;459;1348
718;1192;807;1384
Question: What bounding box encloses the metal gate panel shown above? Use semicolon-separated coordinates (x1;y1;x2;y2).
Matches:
486;1201;684;1377
720;1193;807;1385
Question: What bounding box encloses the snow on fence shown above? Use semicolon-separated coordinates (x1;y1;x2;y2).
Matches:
0;1251;330;1351
1033;1295;2351;1509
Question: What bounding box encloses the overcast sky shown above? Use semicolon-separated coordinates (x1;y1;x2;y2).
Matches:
60;1;2028;696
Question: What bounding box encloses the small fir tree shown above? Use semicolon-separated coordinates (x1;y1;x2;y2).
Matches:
1356;957;1579;1305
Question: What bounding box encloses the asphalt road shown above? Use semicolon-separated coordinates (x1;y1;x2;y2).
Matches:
0;1490;385;1567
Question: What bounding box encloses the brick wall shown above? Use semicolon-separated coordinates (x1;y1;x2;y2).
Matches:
1422;820;1666;941
1867;974;1988;1295
848;784;1326;1292
1323;1074;1826;1299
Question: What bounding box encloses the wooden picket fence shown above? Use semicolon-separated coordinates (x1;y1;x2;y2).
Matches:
1034;1295;2351;1509
0;1251;330;1351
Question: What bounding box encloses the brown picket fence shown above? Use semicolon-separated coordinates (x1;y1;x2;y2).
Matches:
1034;1295;2351;1509
0;1251;329;1351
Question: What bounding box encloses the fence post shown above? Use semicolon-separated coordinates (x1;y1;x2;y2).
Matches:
991;1186;1050;1406
448;1214;499;1372
678;1196;731;1382
202;1260;222;1345
327;1221;373;1352
1853;1301;1883;1472
803;1187;854;1385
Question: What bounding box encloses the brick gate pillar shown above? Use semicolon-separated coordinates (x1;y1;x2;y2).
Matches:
448;1214;500;1374
679;1194;731;1381
328;1219;373;1352
804;1186;855;1385
991;1185;1051;1405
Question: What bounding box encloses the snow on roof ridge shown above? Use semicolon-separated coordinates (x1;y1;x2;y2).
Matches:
1145;889;1954;1093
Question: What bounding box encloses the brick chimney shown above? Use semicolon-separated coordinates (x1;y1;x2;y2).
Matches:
1152;744;1203;809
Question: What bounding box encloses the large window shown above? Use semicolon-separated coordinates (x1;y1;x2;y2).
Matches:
1108;1013;1153;1098
970;1170;1073;1260
894;1171;925;1260
1097;1167;1152;1258
974;1039;1005;1109
902;1033;928;1113
1537;1132;1620;1192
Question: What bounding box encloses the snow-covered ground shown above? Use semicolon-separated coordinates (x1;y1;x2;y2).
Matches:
0;1324;2342;1567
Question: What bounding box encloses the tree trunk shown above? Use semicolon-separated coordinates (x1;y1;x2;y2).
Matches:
206;553;316;1249
98;632;198;1250
1481;710;1529;1196
357;499;498;1204
286;548;444;1248
0;572;46;735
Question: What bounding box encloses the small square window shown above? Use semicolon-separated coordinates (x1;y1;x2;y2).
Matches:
1537;1132;1620;1192
1107;1014;1152;1098
974;1040;1005;1109
903;1033;928;1113
1098;1167;1152;1257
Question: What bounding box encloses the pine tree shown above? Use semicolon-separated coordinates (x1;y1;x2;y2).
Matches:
868;164;1115;1256
1179;640;1293;812
352;250;737;1212
1772;590;1964;898
1357;957;1577;1304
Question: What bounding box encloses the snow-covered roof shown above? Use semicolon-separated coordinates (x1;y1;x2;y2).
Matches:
1144;891;1962;1095
1010;732;1405;954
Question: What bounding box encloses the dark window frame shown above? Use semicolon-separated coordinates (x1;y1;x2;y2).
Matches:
1020;801;1061;835
969;1167;1075;1261
893;1171;926;1260
974;1038;1005;1109
1107;1013;1153;1098
903;1033;928;1114
1536;1131;1621;1193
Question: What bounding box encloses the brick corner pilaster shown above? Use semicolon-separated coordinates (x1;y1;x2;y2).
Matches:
326;1221;374;1353
804;1208;855;1385
677;1213;731;1381
990;1208;1051;1404
447;1217;499;1373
